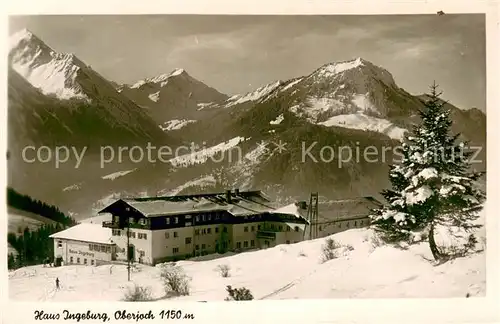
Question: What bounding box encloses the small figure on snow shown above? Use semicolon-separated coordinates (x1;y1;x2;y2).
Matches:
55;277;60;290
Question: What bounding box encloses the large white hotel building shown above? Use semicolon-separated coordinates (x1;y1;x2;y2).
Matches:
50;190;379;266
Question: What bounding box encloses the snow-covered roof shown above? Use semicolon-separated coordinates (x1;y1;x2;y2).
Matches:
99;190;278;218
49;223;114;245
271;203;306;219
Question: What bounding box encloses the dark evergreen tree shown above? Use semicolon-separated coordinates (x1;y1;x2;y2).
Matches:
370;82;485;261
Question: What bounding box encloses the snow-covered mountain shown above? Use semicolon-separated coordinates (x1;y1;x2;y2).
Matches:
7;29;486;219
117;68;228;126
8;28;168;149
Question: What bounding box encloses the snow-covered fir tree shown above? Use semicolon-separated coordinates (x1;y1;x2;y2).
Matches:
370;82;485;261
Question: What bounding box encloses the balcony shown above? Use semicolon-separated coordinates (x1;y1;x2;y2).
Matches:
256;231;276;240
102;221;121;229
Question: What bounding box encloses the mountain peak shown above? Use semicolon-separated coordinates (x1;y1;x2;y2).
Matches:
311;57;396;88
9;28;41;52
129;68;189;89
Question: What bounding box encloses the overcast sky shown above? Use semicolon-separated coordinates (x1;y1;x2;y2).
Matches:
9;14;486;111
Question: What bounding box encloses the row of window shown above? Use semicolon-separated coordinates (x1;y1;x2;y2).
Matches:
89;244;112;253
68;256;94;265
111;229;148;240
235;240;255;249
314;219;367;233
243;224;300;232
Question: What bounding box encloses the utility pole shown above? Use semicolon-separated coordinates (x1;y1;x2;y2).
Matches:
127;217;130;282
124;207;131;282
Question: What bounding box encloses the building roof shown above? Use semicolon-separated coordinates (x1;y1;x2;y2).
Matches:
317;197;381;223
49;223;114;245
99;190;284;218
98;190;378;224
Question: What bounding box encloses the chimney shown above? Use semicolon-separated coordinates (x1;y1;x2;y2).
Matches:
297;201;307;209
226;190;232;204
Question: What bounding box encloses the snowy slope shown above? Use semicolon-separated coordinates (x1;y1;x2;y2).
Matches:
319;113;408;141
9;210;485;301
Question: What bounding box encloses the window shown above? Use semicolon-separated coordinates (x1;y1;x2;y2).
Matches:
354;221;357;226
294;226;299;232
100;246;106;252
286;240;290;244
185;237;192;244
107;246;111;253
250;240;255;247
77;257;80;263
202;229;206;235
195;229;200;235
175;217;179;224
165;232;170;239
139;250;145;257
286;226;290;232
91;259;94;265
257;225;261;230
236;242;242;249
84;259;87;265
223;227;228;233
360;220;364;225
215;227;219;233
207;228;211;234
278;225;283;231
70;257;73;263
89;244;93;251
319;226;322;231
208;215;211;221
57;241;62;248
195;245;200;250
243;241;248;248
129;217;134;224
114;215;120;223
166;217;171;225
138;218;145;225
201;244;206;250
202;215;206;221
215;213;220;220
346;222;350;228
173;247;179;254
244;226;249;232
185;222;192;227
174;232;178;238
251;226;255;232
143;233;148;239
195;215;200;222
112;229;120;236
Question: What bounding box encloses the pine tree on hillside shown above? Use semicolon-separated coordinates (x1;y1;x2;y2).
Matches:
370;82;485;261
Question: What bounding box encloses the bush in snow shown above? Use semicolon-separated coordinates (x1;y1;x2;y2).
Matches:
321;238;342;263
216;264;231;278
298;251;307;257
439;233;482;259
123;284;152;302
370;82;485;262
225;285;254;301
158;263;191;297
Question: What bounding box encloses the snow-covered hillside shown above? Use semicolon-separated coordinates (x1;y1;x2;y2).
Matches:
9;210;485;301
